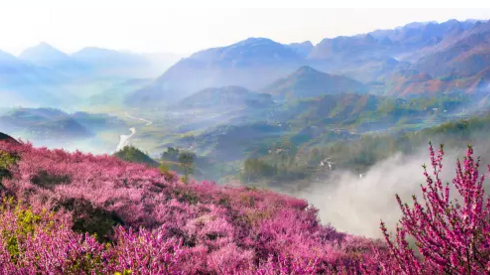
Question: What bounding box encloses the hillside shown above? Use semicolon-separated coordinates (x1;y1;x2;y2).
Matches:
0;50;64;86
0;108;94;141
0;108;130;149
0;140;377;273
19;43;88;76
414;20;490;77
0;50;67;107
262;66;367;99
176;86;273;110
241;112;490;186
0;132;18;143
113;145;159;166
308;19;479;63
72;47;156;78
166;92;471;167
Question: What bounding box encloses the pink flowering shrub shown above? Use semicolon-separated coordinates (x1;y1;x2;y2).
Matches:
0;141;377;274
363;143;490;274
0;197;186;274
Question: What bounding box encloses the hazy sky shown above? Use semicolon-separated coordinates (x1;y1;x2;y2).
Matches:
1;1;490;56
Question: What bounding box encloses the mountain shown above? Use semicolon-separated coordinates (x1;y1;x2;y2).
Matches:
0;49;22;66
305;19;484;83
0;108;93;140
126;37;305;106
177;86;273;110
287;41;314;58
142;52;183;77
414;20;490;78
0;49;63;86
0;49;67;107
3;44;180;108
308;19;480;63
370;20;490;97
20;43;69;64
370;19;477;51
71;112;127;132
308;19;490;97
261;66;367;99
72;47;154;78
20;44;179;79
19;43;88;75
308;34;384;61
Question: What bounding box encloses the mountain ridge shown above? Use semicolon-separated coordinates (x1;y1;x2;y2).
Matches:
261;66;368;99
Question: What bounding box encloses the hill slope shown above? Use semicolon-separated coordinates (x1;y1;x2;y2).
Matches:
19;43;88;75
177;86;273;110
0;141;375;273
0;108;93;140
262;66;368;99
0;132;18;143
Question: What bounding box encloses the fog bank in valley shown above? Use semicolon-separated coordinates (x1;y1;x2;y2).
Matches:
293;146;469;238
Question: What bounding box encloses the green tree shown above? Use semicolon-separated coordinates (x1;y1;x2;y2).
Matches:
178;152;194;184
161;147;180;161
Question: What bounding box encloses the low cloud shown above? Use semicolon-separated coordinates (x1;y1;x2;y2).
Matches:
293;146;464;238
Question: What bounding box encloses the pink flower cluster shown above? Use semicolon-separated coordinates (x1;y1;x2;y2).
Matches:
0;141;375;274
363;143;490;274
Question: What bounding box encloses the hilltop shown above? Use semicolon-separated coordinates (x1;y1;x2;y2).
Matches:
0;132;18;143
262;66;367;99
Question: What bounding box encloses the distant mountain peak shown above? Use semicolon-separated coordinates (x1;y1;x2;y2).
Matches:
293;41;314;47
20;42;68;58
19;42;70;67
288;41;314;57
294;65;322;75
262;65;367;99
75;47;118;55
238;37;277;44
36;42;59;50
0;49;20;63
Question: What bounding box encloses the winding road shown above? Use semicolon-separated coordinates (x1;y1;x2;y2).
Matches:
115;112;153;152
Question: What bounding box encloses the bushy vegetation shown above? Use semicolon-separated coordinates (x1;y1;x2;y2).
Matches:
2;139;490;274
242;113;490;184
0;141;377;274
160;147;231;183
114;145;158;166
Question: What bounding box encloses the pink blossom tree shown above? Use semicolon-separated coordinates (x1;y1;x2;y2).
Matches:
364;143;490;274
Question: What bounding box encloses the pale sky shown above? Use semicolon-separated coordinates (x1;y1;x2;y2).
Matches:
1;1;490;56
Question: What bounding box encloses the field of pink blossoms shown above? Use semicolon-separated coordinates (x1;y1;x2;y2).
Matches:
1;140;489;274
